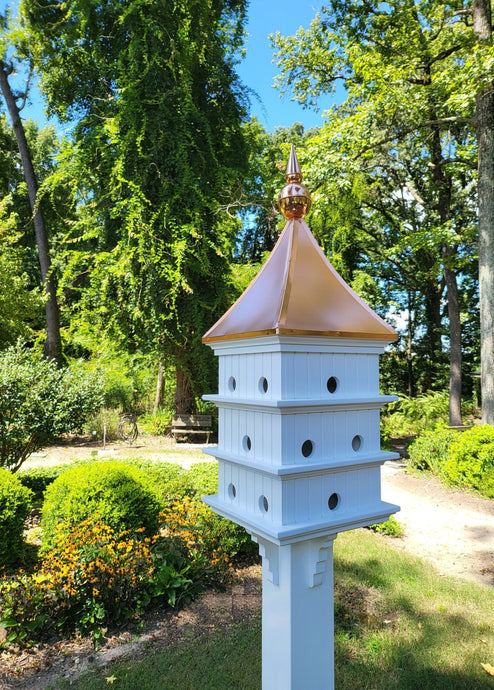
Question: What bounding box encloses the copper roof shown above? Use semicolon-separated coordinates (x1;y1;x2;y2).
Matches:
202;218;398;343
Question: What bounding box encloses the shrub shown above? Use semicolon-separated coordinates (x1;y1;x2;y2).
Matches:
0;469;33;567
0;343;104;472
186;462;219;497
161;462;256;562
138;410;174;436
442;425;494;498
127;461;256;563
160;498;234;586
407;427;460;474
128;460;197;502
188;464;258;562
41;461;164;550
0;462;259;649
19;465;72;503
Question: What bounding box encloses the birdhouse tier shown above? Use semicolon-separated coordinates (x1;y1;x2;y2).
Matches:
203;464;397;545
203;340;397;469
202;335;399;544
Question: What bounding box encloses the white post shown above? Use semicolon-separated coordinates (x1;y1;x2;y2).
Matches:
254;535;336;690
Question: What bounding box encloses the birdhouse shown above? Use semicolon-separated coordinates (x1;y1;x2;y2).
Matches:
202;146;399;690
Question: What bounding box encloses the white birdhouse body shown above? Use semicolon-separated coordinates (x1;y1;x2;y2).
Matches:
204;335;399;545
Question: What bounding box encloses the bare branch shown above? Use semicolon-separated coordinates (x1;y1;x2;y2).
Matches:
437;156;478;169
405;181;427;206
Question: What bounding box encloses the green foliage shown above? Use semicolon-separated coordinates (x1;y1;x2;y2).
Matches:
235;120;309;262
133;460;256;561
186;462;219;497
120;460;196;503
47;528;494;690
407;427;460;474
408;424;494;498
272;2;479;400
68;343;155;411
85;408;122;442
368;515;404;538
0;186;42;350
1;459;257;648
442;425;494;498
0;343;104;472
160;498;235;588
184;464;257;561
0;469;33;568
381;391;451;438
41;461;164;550
138;410;174;436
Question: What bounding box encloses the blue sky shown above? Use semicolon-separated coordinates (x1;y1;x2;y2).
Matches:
1;0;329;133
237;0;326;131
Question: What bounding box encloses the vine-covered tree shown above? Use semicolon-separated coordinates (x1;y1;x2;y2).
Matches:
24;0;250;412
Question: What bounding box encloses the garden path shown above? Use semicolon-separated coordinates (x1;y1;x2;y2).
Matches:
382;457;494;587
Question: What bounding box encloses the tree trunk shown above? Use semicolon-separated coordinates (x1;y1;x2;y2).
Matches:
0;61;61;362
442;250;463;426
154;357;165;413
473;0;494;425
428;108;463;426
406;291;415;398
423;286;443;390
174;364;194;415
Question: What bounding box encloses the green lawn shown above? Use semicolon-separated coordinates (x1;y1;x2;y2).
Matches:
52;528;494;690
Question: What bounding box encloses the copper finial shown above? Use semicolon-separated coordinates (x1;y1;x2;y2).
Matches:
278;144;312;219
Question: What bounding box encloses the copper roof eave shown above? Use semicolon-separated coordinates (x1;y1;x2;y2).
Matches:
202;327;399;344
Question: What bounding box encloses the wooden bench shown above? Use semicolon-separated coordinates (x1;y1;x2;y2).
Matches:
171;414;212;444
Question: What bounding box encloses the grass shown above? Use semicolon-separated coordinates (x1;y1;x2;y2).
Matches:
52;529;494;690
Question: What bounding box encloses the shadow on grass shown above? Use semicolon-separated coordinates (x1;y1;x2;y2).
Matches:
333;533;494;689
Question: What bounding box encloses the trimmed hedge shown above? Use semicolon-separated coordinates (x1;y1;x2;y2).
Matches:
442;425;494;498
41;461;164;550
0;468;33;567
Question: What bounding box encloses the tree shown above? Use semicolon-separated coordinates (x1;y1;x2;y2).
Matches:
0;13;61;361
473;0;494;425
24;0;250;413
272;1;484;422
